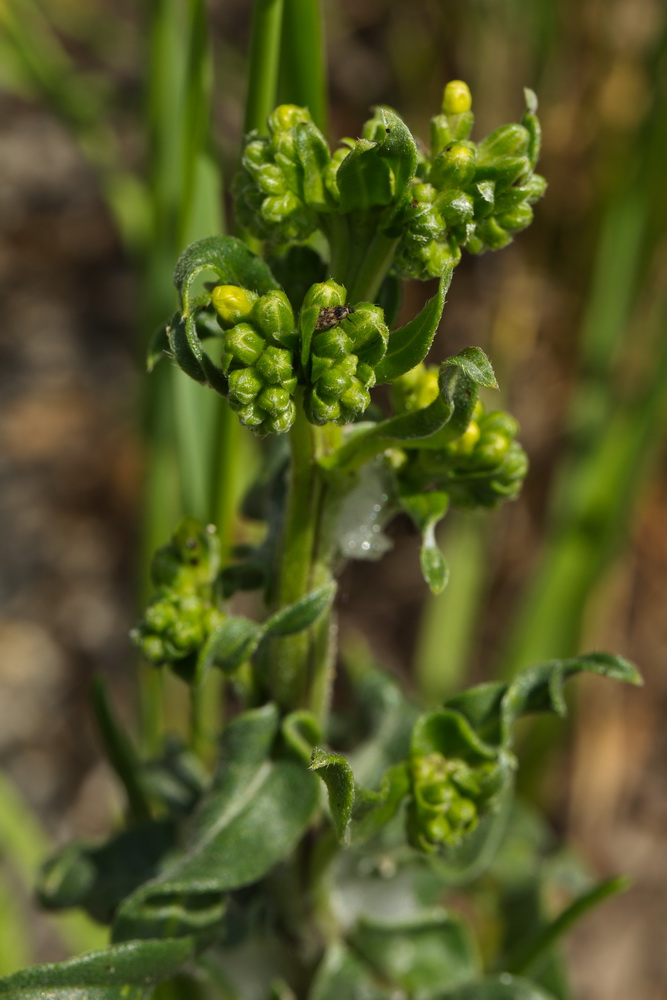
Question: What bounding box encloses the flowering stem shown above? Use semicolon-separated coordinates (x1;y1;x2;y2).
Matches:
268;400;340;723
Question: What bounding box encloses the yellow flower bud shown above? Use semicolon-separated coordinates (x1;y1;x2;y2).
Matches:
442;80;472;116
211;285;258;327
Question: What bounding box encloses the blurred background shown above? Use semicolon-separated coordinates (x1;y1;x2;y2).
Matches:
1;0;666;996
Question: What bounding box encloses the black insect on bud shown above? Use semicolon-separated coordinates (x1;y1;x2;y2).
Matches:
315;305;355;331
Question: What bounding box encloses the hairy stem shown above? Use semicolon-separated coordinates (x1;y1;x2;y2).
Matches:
268;404;340;723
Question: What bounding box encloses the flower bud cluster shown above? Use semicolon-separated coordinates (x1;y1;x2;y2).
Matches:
406;751;501;851
419;401;529;508
301;282;389;426
212;285;299;435
395;82;546;280
233;105;332;244
131;519;223;669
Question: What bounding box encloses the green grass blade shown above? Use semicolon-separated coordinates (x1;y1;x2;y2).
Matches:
245;0;285;135
279;0;327;132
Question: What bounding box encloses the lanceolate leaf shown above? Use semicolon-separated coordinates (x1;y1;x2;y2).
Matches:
264;583;337;637
198;616;264;676
444;652;642;750
310;747;355;843
112;705;319;943
324;349;496;473
0;938;196;1000
374;273;451;383
337;108;417;214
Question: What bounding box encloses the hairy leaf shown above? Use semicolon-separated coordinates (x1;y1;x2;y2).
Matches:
264;583;337;637
173;236;278;312
112;705;319;943
199;616;264;676
324;349;497;472
310;747;355;843
444;653;642;750
375;273;451;383
0;938;196;999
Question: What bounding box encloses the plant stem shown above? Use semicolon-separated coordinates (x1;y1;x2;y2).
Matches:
269;402;340;722
346;229;401;303
245;0;285;136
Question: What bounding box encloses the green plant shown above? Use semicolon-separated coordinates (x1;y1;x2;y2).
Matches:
0;7;643;999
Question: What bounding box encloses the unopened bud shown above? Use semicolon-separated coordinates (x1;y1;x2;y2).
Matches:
212;285;258;327
442;80;472;116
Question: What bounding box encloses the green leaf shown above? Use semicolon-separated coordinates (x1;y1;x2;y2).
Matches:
375;273;451;383
439;975;557;1000
350;910;479;994
399;490;450;594
264;582;337;637
295;121;331;210
198;616;264;676
147;322;170;372
325;348;496;473
0;938;196;999
112;705;319;943
444;652;642;750
350;762;410;844
173;235;279;313
310;747;355;843
37;821;177;925
309;943;392;1000
91;676;152;822
337;108;417;214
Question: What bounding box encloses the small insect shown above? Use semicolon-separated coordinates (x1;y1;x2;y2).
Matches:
315;304;354;331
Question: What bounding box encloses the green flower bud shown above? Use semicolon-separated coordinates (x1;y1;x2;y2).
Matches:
391;364;440;413
255;345;294;385
437;189;475;228
442;79;472;115
430;141;476;188
495;202;534;234
211;285;259;327
222;323;265;370
302;280;347;311
268;103;311;133
477;122;531;161
265;404;297;435
228;367;263;406
339;302;389;366
471;216;512;251
257;385;293;417
251;290;297;350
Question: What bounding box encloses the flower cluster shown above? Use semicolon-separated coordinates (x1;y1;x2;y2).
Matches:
406;751;502;851
301;281;389;426
420;400;529;509
131;519;223;674
233;105;333;244
212;285;299;435
394;82;546;280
